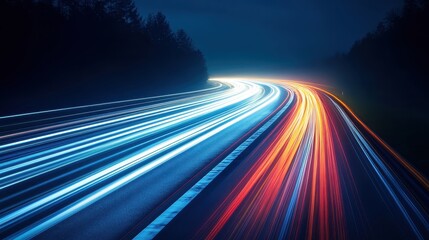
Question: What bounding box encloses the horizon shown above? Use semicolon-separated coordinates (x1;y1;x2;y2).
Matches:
137;0;404;74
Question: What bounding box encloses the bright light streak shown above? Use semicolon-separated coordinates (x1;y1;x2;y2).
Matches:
1;77;427;240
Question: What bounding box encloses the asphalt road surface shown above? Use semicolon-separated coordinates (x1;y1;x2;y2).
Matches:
1;78;428;239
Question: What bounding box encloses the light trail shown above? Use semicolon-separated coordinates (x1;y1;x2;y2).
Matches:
0;77;427;239
0;81;255;189
146;78;428;240
180;81;347;240
0;79;285;239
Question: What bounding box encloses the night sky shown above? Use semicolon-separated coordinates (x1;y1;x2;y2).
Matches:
136;0;403;75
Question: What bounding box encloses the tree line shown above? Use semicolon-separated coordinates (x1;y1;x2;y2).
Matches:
0;0;208;113
330;0;428;105
322;0;428;170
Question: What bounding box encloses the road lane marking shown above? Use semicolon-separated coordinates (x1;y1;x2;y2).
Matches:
134;86;293;239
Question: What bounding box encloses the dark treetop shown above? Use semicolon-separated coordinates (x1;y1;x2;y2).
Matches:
0;0;208;114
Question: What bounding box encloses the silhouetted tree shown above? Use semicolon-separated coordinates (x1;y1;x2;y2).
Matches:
145;12;175;46
0;0;208;114
328;0;428;103
176;29;194;51
105;0;141;28
320;0;429;166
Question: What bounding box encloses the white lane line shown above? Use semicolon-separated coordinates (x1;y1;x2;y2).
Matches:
134;86;294;240
2;81;267;239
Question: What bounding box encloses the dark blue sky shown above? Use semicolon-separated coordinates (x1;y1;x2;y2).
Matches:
136;0;403;74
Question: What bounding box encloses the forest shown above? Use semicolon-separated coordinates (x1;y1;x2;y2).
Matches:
323;0;428;168
0;0;208;114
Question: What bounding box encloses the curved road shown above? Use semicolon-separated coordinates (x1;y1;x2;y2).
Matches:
0;78;428;239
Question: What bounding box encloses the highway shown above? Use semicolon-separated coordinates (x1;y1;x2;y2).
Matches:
1;78;428;239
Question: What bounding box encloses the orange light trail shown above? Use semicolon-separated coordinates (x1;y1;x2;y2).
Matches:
196;81;346;239
191;78;429;240
2;77;428;239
